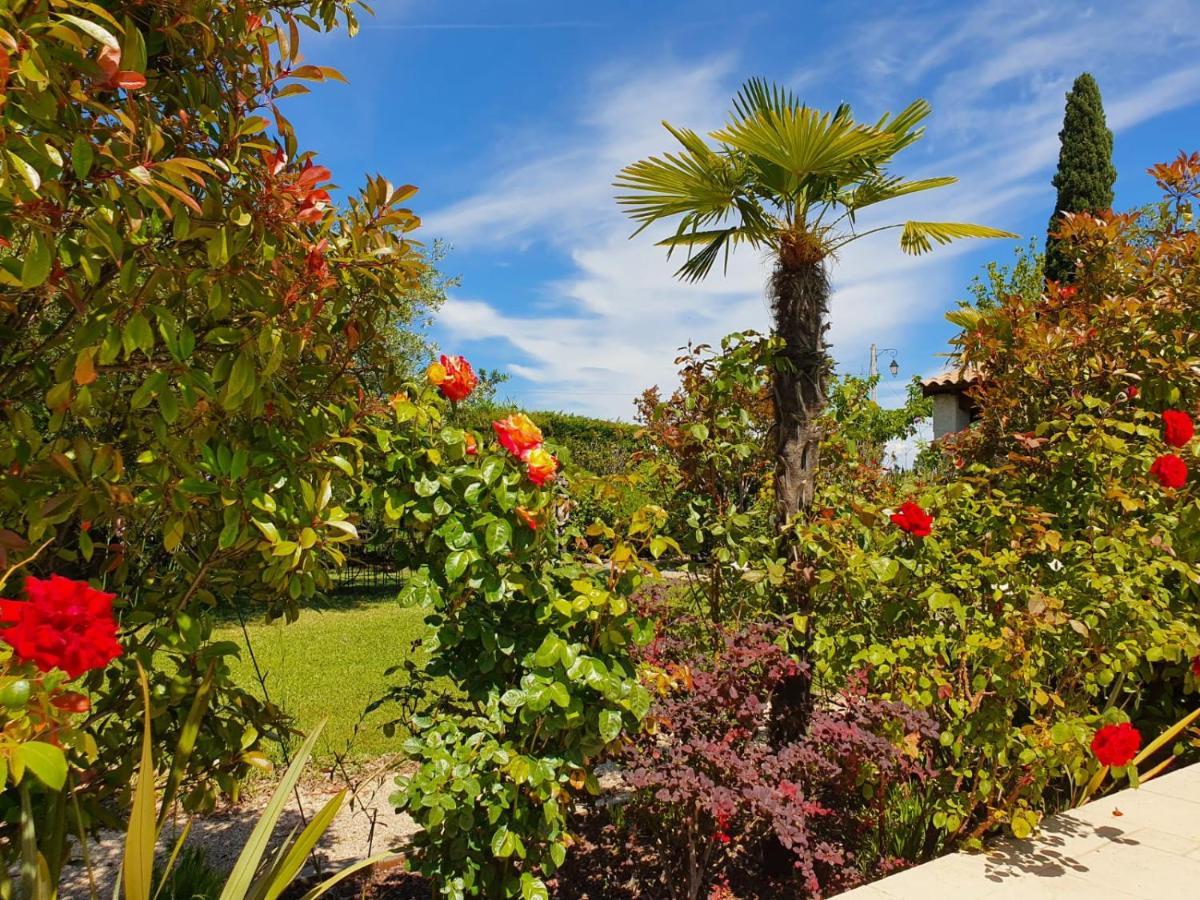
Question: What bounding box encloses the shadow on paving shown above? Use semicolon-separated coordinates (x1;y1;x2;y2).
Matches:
981;813;1140;883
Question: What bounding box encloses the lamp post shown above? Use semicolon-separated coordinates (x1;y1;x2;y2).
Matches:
869;344;900;402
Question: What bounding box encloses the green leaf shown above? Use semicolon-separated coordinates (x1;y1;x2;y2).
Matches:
254;790;346;900
15;743;66;791
445;550;470;582
7;151;42;192
546;682;570;708
124;666;157;900
328;455;354;476
159;663;215;822
599;709;622;743
125;313;154;354
57;14;120;49
295;853;398;900
533;634;564;668
491;825;517;858
71;137;94;180
20;233;52;288
219;721;328;900
899;221;1018;256
520;874;549;900
480;457;504;485
485;519;511;554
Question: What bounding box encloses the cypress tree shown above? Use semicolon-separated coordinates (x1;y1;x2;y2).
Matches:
1045;73;1116;283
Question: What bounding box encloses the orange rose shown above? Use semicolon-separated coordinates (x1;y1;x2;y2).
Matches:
493;413;543;458
516;506;540;530
426;355;477;403
464;432;478;456
525;447;558;486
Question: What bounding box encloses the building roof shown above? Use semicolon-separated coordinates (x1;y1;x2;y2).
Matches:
921;366;980;397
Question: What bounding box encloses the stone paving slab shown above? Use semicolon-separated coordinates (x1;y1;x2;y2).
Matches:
839;762;1200;899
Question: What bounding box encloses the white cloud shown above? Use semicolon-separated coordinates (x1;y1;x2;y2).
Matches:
425;0;1200;419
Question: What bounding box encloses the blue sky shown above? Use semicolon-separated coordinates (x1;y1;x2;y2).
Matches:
291;0;1200;419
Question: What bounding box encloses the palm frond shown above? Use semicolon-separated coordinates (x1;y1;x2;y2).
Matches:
655;227;755;282
844;175;957;210
672;231;730;282
615;125;744;234
730;77;801;120
872;98;932;154
900;221;1018;255
712;106;896;180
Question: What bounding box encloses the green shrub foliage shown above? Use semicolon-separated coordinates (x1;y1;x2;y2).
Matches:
373;398;651;898
806;156;1200;842
0;0;430;872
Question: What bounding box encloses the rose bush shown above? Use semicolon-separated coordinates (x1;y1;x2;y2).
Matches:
800;154;1200;845
355;377;650;899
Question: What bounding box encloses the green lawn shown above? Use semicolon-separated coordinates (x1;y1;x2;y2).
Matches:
214;590;432;762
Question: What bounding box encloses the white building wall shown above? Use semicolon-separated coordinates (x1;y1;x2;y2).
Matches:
931;394;972;440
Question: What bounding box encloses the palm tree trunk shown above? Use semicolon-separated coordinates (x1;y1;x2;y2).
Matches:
768;256;830;742
770;258;830;524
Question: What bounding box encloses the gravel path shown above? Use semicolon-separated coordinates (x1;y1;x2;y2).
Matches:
59;759;419;898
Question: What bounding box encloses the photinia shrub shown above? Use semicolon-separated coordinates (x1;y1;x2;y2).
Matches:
0;0;434;879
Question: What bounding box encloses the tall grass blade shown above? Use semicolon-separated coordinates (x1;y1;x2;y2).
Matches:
218;719;328;900
124;664;158;900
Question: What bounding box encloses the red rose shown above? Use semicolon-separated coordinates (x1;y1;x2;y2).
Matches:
426;355;478;403
890;501;933;538
1191;655;1200;678
0;575;122;678
1126;385;1138;399
1090;722;1141;767
1150;453;1188;489
1163;410;1195;448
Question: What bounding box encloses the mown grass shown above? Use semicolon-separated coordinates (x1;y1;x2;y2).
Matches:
214;588;434;762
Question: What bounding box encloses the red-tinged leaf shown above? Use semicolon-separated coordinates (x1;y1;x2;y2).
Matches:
289;65;326;81
296;164;331;189
153;179;202;214
114;70;146;90
97;44;121;78
274;83;310;99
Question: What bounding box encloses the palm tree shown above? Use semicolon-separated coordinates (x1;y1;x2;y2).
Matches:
616;79;1015;526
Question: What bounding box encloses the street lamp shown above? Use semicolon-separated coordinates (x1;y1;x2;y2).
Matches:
869;344;900;401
